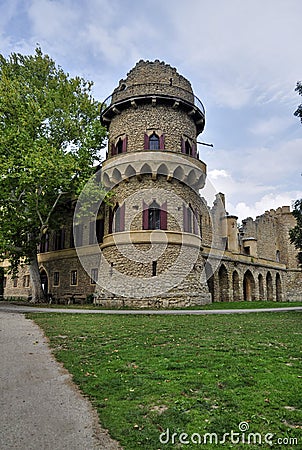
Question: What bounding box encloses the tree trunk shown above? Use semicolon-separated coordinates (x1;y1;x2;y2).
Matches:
29;252;46;303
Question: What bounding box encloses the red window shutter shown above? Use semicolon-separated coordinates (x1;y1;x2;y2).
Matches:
142;201;149;230
192;143;197;158
122;135;128;153
183;204;188;232
111;143;116;156
160;202;167;230
159;133;165;150
120;203;125;231
193;209;198;235
144;133;149;150
181;137;186;153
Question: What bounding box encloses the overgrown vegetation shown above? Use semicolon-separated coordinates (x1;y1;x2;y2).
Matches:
31;312;302;449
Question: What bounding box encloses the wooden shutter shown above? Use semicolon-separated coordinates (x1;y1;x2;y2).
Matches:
159;133;165;150
144;133;149;150
160;202;167;230
142;201;149;230
120;203;125;231
111;142;116;156
122;135;128;153
183;204;188;232
192;143;197;158
181;137;186;153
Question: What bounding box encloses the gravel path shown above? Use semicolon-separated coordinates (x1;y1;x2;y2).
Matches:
0;311;122;450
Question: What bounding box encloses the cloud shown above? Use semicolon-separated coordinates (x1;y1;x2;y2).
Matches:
229;191;302;222
249;116;294;138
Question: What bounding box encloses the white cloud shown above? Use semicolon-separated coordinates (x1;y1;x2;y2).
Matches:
229;191;302;222
249;116;294;138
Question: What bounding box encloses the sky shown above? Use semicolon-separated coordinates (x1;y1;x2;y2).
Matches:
1;0;301;221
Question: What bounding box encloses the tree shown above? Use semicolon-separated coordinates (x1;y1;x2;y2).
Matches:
0;48;107;302
294;81;302;123
289;199;302;266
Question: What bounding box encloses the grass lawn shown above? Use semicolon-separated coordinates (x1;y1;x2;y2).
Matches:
29;312;302;449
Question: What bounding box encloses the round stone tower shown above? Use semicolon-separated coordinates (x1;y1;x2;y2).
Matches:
97;60;211;307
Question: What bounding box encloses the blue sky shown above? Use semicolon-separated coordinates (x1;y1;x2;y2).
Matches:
1;0;301;221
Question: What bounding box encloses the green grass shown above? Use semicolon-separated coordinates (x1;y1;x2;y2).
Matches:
29;312;302;450
7;298;302;310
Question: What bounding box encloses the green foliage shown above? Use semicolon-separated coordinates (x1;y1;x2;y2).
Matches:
31;312;302;450
289;199;302;265
0;47;107;272
294;81;302;123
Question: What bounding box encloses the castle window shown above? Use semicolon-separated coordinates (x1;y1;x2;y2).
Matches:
149;200;161;229
90;268;98;284
111;136;128;156
149;132;160;150
276;250;280;262
183;204;199;234
39;232;49;253
70;270;78;286
143;200;167;230
116;138;123;154
109;203;125;233
23;275;30;288
53;228;65;251
53;271;60;286
152;261;157;276
71;224;83;247
181;137;197;157
13;277;18;287
144;132;165;150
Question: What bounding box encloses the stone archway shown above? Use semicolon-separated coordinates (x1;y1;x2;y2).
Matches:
276;273;282;302
232;270;240;302
243;270;255;301
40;269;48;295
205;262;215;302
218;264;229;302
266;272;273;301
258;274;265;301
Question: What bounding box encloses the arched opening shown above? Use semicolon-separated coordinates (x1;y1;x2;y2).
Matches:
276;273;282;302
258;274;264;301
149;132;160;150
243;270;255;301
185;140;192;155
232;270;240;302
266;272;273;301
40;269;48;295
148;200;161;230
218;264;229;302
116;138;123;154
205;262;215;302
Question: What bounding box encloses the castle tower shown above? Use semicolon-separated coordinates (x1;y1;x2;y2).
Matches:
97;60;212;307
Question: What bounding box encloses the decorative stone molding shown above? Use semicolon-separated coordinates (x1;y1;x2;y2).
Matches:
101;151;206;191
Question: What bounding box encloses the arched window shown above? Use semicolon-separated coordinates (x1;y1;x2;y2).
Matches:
116;138;123;154
148;200;161;229
185;140;192;156
144;132;165;150
142;201;167;230
149;132;160;150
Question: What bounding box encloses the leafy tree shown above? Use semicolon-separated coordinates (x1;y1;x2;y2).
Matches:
0;48;107;302
294;81;302;123
289;199;302;266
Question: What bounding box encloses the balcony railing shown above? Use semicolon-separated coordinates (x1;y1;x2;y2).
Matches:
100;82;205;116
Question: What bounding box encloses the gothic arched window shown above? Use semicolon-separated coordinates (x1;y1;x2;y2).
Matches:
149;133;160;150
